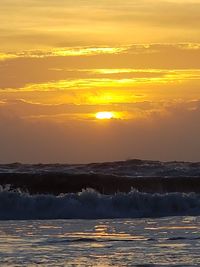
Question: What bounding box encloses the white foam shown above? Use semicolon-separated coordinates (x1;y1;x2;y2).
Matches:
0;187;200;220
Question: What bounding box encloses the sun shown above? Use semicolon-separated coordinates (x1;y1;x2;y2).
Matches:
95;111;114;120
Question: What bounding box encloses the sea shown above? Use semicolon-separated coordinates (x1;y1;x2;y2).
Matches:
0;160;200;266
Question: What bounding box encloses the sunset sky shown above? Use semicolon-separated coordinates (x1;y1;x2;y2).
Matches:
0;0;200;163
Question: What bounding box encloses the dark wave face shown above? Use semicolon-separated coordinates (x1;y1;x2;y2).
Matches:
0;160;200;195
0;188;200;220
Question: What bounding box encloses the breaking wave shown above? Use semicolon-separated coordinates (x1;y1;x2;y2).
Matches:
0;187;200;220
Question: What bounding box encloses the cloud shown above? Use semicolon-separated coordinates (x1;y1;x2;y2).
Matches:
1;43;200;95
1;1;200;49
2;44;200;86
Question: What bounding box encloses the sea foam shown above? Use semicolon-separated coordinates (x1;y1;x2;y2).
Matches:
0;187;200;220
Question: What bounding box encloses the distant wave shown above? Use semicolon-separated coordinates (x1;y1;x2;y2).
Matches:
0;159;200;177
0;187;200;220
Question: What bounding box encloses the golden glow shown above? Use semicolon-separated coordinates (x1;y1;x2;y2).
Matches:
0;53;18;61
95;112;115;120
52;47;127;57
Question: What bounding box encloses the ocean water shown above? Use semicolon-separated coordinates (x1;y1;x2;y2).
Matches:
0;217;199;266
0;160;200;266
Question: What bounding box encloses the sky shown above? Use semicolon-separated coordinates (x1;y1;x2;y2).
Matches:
0;0;200;163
